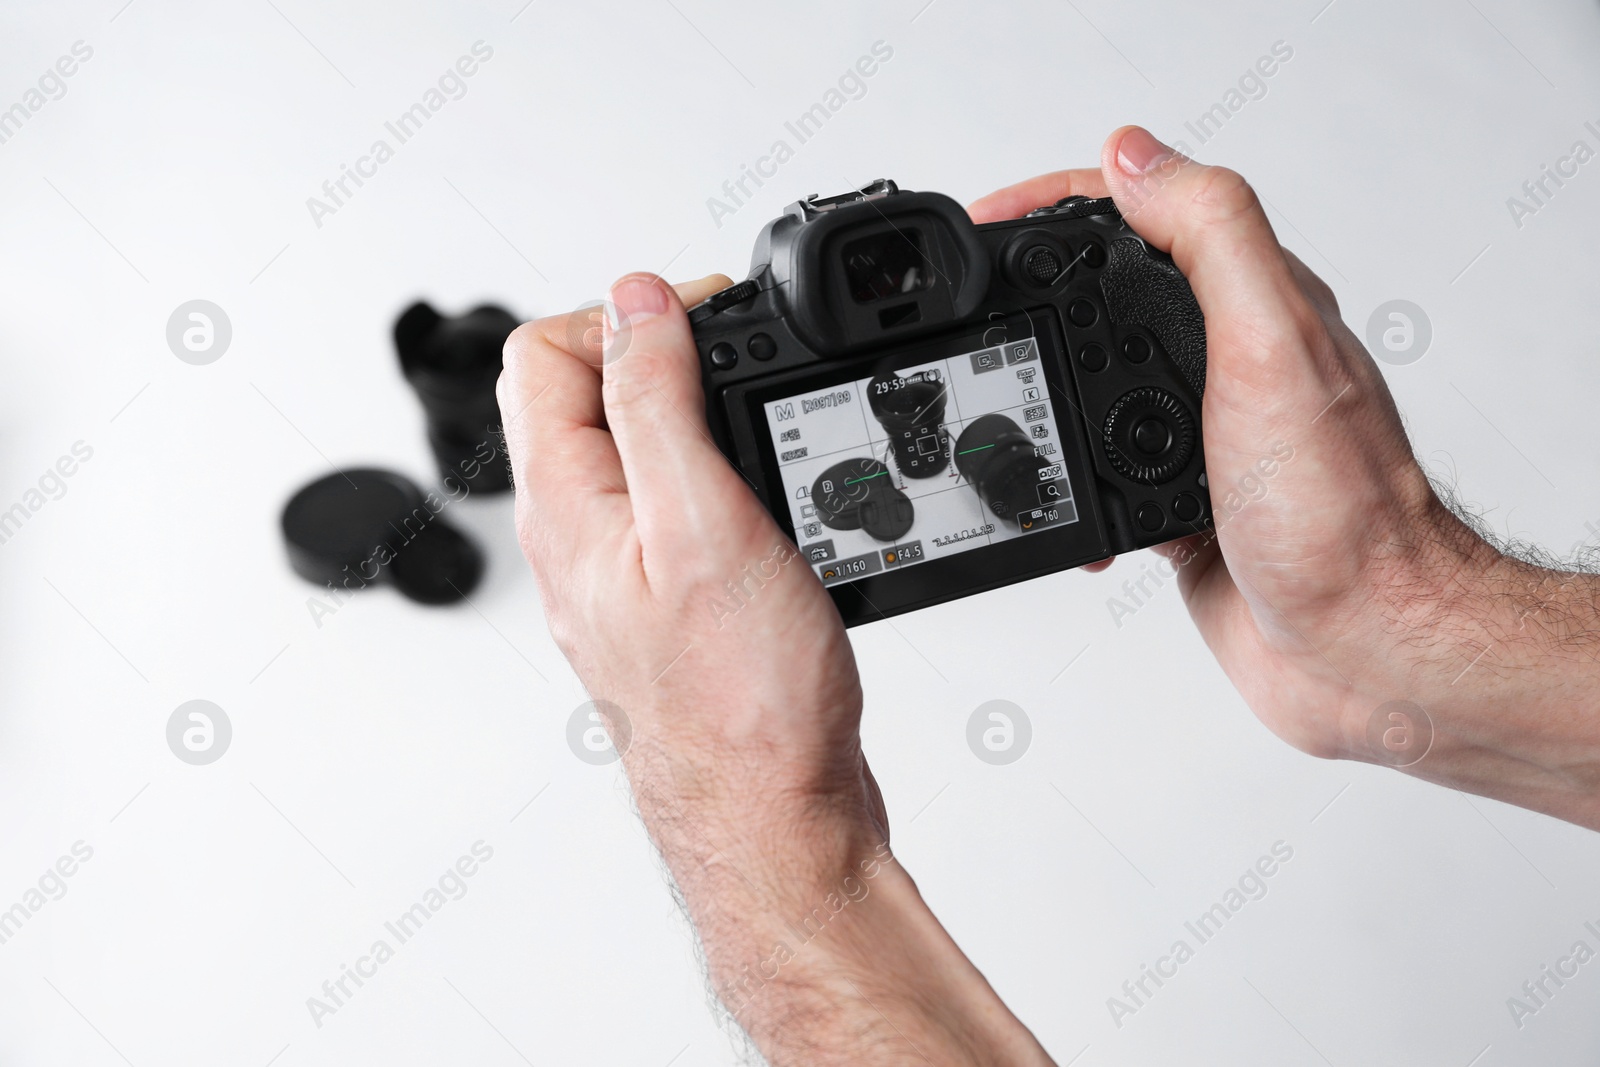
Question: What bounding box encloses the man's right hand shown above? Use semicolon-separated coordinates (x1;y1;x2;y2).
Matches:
974;127;1600;829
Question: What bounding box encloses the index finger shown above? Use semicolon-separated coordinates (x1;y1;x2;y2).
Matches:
498;276;732;585
499;310;628;592
966;167;1110;224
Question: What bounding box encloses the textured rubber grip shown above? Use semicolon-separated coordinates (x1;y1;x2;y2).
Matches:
1099;237;1207;397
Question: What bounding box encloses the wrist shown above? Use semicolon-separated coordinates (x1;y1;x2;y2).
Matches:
708;842;1051;1065
625;761;1049;1064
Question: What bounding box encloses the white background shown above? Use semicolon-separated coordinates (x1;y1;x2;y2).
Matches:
2;0;1599;1064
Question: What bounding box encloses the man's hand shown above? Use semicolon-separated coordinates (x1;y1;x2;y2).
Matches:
973;127;1600;828
499;275;1053;1064
500;126;1600;1064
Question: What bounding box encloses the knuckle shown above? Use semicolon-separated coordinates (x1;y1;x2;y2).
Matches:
1243;300;1325;364
1189;166;1262;228
1294;302;1336;352
600;359;656;410
543;606;582;663
498;323;559;421
502;320;542;367
1283;251;1340;316
494;367;516;415
601;336;684;411
1304;275;1340;317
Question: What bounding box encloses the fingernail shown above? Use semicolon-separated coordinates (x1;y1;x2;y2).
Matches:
1116;128;1174;175
610;276;669;321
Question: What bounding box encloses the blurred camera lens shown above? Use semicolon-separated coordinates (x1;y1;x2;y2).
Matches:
954;414;1053;524
868;368;949;478
394;301;520;493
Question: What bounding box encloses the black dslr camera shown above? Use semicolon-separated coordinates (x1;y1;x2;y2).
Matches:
689;180;1211;626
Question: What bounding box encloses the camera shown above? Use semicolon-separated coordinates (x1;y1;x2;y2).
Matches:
689;180;1211;626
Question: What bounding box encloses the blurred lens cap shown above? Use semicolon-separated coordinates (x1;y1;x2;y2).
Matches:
281;467;484;604
386;521;484;604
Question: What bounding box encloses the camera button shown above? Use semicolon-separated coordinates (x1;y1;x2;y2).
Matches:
1132;417;1171;456
1173;493;1202;523
1022;245;1064;286
1068;299;1098;328
1123;335;1152;364
709;342;738;369
1081;241;1107;269
748;333;777;361
1136;502;1165;533
1078;344;1108;372
805;540;836;563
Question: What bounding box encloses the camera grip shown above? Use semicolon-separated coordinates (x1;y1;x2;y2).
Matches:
1100;238;1207;398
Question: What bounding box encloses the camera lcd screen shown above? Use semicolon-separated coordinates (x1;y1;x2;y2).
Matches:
760;338;1080;588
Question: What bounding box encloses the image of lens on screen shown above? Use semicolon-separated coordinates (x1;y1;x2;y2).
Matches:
868;369;950;478
954;414;1053;524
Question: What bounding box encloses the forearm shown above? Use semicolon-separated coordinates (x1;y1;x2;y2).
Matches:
1349;508;1600;826
626;750;1053;1065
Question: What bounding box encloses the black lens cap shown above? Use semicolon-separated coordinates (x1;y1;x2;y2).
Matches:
281;468;484;604
386;521;484;604
860;487;914;542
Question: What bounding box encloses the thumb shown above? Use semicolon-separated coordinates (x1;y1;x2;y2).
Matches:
601;273;774;563
1098;127;1333;419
